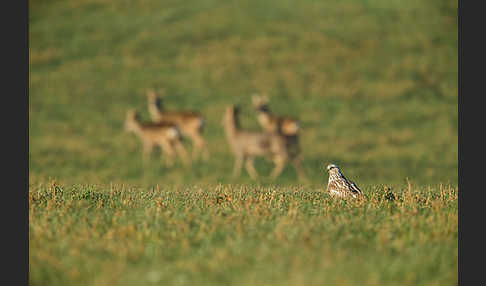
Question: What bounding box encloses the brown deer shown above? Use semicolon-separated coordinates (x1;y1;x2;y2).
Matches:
147;90;209;162
124;109;190;167
223;104;305;180
251;94;307;181
251;94;300;136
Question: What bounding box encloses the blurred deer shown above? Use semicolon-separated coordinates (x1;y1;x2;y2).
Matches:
251;94;300;136
124;109;190;167
251;94;307;181
223;104;305;180
146;89;209;162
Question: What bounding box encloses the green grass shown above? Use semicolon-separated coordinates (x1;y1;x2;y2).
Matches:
29;0;457;188
29;0;457;285
29;182;457;286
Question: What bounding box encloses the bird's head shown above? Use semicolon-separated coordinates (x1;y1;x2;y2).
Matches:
326;164;341;176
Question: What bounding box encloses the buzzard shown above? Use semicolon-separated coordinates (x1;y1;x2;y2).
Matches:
326;164;364;199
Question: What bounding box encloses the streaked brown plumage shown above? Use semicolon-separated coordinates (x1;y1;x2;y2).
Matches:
326;164;364;199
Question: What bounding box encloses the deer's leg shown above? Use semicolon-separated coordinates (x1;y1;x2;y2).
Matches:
244;157;259;180
191;133;209;162
200;139;209;162
142;142;153;162
292;155;308;182
160;141;176;167
232;153;244;178
270;155;287;179
191;136;201;161
173;139;191;167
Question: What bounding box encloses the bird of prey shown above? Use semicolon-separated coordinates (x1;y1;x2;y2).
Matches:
326;164;364;199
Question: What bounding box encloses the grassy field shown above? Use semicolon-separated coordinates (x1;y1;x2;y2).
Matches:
29;0;457;285
29;182;457;286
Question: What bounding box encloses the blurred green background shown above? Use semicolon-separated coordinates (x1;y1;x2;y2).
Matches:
29;0;458;188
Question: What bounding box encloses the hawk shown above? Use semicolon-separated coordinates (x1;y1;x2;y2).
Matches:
326;164;364;199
